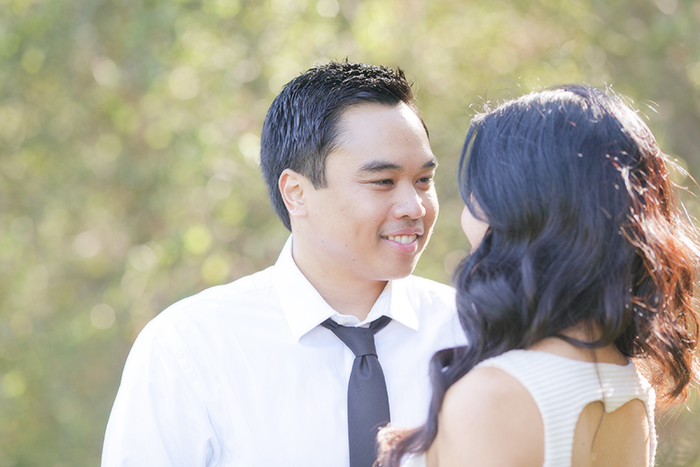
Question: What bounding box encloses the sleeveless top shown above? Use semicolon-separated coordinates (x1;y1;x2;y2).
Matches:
403;349;656;467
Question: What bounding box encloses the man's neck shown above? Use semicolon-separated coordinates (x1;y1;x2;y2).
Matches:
312;278;388;321
291;247;388;321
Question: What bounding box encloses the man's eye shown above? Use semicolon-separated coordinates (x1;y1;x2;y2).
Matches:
418;177;434;185
371;179;394;186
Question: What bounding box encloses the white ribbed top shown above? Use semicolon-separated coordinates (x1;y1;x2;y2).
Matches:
474;349;657;467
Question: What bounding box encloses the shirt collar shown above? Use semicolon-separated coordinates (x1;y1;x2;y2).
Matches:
273;235;420;341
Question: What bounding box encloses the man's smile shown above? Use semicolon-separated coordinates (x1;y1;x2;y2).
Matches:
384;235;418;244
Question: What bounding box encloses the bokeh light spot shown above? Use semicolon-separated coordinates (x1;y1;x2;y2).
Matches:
21;48;45;74
183;224;213;255
654;0;677;15
2;371;26;398
317;0;339;18
206;0;241;18
238;133;261;167
128;244;159;272
121;270;148;299
73;231;101;258
207;174;233;200
201;253;231;284
169;66;201;100
92;58;120;86
90;304;116;330
233;59;261;83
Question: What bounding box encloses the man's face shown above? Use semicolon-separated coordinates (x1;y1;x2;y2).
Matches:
296;102;439;283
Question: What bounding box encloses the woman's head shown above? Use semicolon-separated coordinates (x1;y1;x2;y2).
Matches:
457;85;699;401
460;86;665;248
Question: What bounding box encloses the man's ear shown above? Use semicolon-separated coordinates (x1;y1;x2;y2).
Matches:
279;169;308;219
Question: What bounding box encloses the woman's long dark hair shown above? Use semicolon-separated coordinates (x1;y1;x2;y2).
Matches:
379;85;700;466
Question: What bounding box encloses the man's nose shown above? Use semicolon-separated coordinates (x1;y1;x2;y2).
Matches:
393;186;426;219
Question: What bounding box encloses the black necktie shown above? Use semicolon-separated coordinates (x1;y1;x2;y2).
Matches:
321;316;392;467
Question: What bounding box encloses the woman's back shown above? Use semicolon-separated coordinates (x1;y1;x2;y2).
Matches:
534;337;652;467
424;339;655;467
572;397;649;467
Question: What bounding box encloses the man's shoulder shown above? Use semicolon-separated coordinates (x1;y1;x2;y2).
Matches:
397;274;457;323
401;274;456;301
396;275;464;345
145;265;278;333
175;265;276;308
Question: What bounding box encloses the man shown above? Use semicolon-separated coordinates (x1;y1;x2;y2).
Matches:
101;61;464;467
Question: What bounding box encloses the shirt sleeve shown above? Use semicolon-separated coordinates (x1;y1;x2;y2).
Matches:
101;316;221;466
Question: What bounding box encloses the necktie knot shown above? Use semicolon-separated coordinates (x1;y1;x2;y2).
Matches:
321;316;391;357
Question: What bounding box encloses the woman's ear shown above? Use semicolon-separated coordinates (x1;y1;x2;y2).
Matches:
279;168;308;219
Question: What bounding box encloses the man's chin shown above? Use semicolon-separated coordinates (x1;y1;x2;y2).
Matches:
377;260;421;281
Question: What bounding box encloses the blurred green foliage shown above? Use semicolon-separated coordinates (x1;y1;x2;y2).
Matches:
1;0;700;465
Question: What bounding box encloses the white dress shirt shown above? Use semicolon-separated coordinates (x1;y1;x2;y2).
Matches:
101;236;465;466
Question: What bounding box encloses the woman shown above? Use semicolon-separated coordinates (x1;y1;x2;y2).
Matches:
379;85;700;466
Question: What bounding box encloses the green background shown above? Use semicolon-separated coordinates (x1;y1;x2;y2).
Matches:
2;0;700;465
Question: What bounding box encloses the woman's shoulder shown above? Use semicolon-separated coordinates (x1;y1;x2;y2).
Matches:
445;364;531;409
432;365;544;466
442;365;541;432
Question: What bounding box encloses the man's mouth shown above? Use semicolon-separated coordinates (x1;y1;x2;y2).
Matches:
384;235;418;244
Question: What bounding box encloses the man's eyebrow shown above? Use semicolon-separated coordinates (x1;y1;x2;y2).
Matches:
357;158;438;173
358;161;402;173
423;159;438;169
